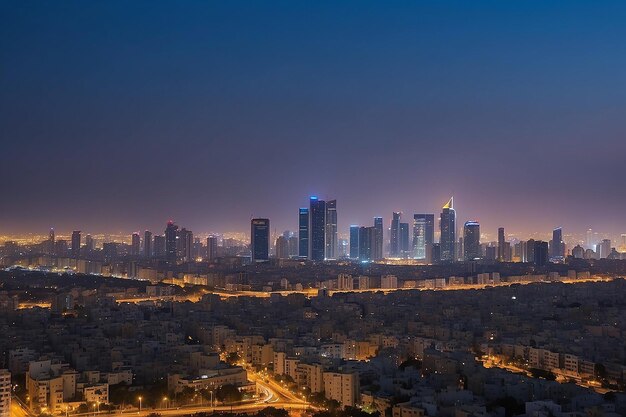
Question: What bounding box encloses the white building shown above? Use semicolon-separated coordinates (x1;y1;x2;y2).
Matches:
323;371;359;408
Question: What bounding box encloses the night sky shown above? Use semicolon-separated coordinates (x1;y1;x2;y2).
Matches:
2;1;625;237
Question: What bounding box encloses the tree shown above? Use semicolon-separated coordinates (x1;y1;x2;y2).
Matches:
215;384;242;404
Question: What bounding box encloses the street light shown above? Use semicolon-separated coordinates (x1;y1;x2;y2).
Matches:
162;397;168;409
138;396;142;413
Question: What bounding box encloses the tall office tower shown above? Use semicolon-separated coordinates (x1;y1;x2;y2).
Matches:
439;197;456;262
275;236;288;259
586;229;594;249
131;232;141;256
597;239;611;259
206;236;218;260
309;197;326;261
298;208;309;258
550;227;564;258
287;235;298;257
359;226;374;261
153;235;165;257
71;230;81;258
373;217;383;260
349;225;360;259
144;231;153;257
251;218;270;262
48;228;55;254
412;214;435;261
84;234;95;252
325;200;338;260
399;223;409;256
165;221;178;262
0;369;10;417
390;212;401;257
533;240;549;266
497;227;506;261
572;245;584;259
177;228;193;262
463;221;481;261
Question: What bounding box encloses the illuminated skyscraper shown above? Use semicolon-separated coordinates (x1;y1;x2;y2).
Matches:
178;228;193;262
48;228;55;255
325;200;338;260
144;231;153;257
84;234;94;252
439;197;456;262
71;230;81;258
298;208;309;258
165;221;178;262
586;229;594;250
349;225;360;259
390;212;401;257
309;197;326;261
373;217;383;260
154;235;165;257
251;218;270;262
463;221;481;261
131;232;141;256
412;214;434;261
597;239;611;259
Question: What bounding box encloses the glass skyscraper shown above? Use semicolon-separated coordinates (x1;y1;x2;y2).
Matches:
251;218;270;262
309;197;326;261
298;208;309;258
439;197;456;262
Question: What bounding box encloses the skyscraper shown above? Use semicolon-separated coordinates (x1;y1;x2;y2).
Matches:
71;230;81;258
298;208;309;259
497;227;506;261
131;232;141;256
550;227;564;259
597;239;611;259
165;221;178;262
390;212;401;257
144;231;153;257
399;222;409;256
178;228;193;262
251;218;270;262
325;200;338;260
463;221;481;261
359;226;374;261
206;236;218;260
48;228;55;255
275;235;289;259
309;197;326;261
349;225;360;259
439;197;456;262
412;214;435;261
586;228;594;250
373;217;383;260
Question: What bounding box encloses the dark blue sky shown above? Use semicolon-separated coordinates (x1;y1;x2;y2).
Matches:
1;1;625;237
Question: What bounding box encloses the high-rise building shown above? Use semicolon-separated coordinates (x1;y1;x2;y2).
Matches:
550;227;564;259
298;208;309;259
463;221;481;261
309;197;326;261
358;226;374;261
597;239;611;259
165;221;178;262
399;222;409;256
178;228;193;262
439;197;456;262
206;236;218;260
526;239;549;266
412;214;434;261
154;235;166;257
0;369;10;417
287;235;298;257
131;232;141;256
586;229;594;250
275;235;289;259
251;218;270;262
373;217;383;260
349;225;360;260
390;212;401;257
48;228;55;255
84;234;94;252
497;227;506;261
71;230;81;258
144;231;153;257
620;234;626;253
325;200;338;260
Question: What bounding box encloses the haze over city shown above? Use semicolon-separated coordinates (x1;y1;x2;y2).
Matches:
2;1;626;236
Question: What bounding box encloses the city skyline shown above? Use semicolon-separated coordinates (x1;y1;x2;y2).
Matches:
2;2;626;236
